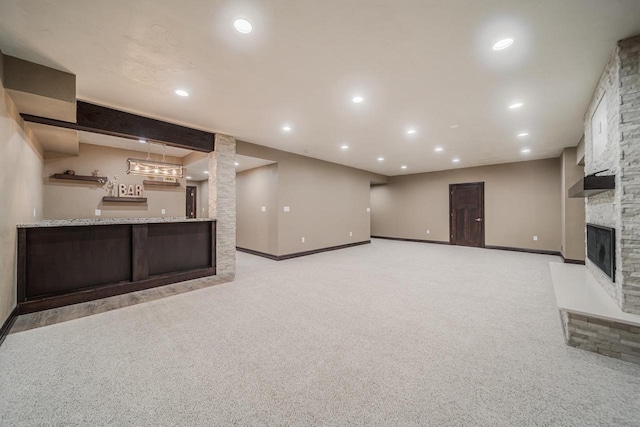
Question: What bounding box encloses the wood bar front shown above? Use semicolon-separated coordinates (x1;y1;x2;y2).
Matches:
17;219;216;313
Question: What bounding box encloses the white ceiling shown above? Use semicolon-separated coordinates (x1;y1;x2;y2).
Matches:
1;1;639;176
79;131;192;158
186;154;276;181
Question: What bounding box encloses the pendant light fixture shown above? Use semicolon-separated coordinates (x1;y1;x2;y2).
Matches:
126;142;184;178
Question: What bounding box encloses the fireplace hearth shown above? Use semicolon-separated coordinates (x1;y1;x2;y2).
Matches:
587;224;615;282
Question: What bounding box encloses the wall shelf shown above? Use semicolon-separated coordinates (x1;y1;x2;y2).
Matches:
568;175;615;198
143;180;181;187
102;197;147;203
51;174;107;183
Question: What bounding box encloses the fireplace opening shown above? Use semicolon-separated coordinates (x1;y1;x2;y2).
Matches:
587;224;615;282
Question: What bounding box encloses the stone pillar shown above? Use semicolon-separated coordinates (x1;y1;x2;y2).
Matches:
209;134;236;278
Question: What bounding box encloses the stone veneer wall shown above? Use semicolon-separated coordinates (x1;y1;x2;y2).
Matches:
209;134;236;278
584;35;640;314
561;311;640;365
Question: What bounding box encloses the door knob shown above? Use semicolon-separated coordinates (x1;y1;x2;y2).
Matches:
475;218;483;222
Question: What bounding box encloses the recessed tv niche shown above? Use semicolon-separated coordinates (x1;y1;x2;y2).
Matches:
586;224;615;281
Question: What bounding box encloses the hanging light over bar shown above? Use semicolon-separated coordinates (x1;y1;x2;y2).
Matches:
126;158;184;178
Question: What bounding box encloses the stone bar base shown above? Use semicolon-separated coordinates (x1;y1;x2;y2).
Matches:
561;311;640;365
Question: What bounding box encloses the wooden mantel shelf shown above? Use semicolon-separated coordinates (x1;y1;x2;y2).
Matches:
51;174;107;183
102;197;148;203
568;174;615;198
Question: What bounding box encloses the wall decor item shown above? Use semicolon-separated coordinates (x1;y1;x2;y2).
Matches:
591;94;607;162
118;184;144;198
92;170;99;177
64;169;75;175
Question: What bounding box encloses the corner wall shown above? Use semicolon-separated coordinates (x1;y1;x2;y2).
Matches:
236;141;386;256
0;76;44;327
371;158;562;252
560;147;586;262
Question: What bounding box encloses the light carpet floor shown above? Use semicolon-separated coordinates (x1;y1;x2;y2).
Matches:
1;239;640;426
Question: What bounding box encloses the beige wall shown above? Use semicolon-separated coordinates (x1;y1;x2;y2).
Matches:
237;141;386;256
44;143;187;219
236;164;279;254
561;147;586;261
371;158;562;252
0;77;44;327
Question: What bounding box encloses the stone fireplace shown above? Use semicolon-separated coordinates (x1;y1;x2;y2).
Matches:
586;224;615;282
584;35;640;315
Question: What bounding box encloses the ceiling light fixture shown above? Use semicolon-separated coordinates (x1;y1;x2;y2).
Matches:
450;125;459;129
521;148;531;154
127;159;183;178
203;171;209;174
401;165;408;169
407;129;416;135
509;102;524;109
377;157;384;161
352;96;364;103
452;158;460;163
175;89;189;97
434;147;444;152
234;162;239;166
233;19;253;34
282;125;292;132
186;176;192;180
493;38;514;51
517;132;529;137
341;145;349;150
138;139;147;144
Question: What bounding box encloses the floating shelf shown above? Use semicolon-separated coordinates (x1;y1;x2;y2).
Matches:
143;180;181;187
102;197;148;203
51;174;107;183
569;175;615;198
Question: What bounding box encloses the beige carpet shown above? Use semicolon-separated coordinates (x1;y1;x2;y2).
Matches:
1;239;639;426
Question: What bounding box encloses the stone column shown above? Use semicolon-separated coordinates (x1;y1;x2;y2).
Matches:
209;134;236;278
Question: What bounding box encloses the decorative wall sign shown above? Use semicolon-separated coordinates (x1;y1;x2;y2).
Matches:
591;94;607;162
118;184;144;198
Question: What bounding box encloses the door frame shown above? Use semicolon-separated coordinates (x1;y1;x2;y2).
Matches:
186;185;197;219
449;182;485;248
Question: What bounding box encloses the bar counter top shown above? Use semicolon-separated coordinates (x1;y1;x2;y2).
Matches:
17;217;215;228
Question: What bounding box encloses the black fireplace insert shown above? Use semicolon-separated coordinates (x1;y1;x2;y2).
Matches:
586;224;615;282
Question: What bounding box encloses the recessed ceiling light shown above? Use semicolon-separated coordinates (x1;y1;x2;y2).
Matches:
517;132;529;137
186;176;192;180
434;147;444;152
282;125;292;132
175;89;189;97
509;102;524;109
234;162;239;166
233;19;253;34
452;158;460;163
203;171;209;174
352;96;364;103
377;157;384;161
138;139;146;144
493;38;514;51
407;129;416;135
450;124;459;129
401;165;408;169
341;145;349;150
521;148;531;154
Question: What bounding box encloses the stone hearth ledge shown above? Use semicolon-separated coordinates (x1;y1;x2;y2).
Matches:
17;217;215;228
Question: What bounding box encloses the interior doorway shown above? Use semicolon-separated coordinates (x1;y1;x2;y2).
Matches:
449;182;484;247
186;185;197;218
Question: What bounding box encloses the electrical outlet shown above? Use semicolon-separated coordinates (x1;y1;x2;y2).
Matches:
161;209;166;215
95;209;101;216
284;206;290;212
366;207;371;212
533;235;538;241
261;206;266;212
301;237;305;243
349;231;353;237
427;230;430;234
33;208;36;218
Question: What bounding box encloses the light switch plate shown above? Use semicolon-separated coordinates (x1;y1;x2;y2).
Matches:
350;231;353;237
301;237;305;243
284;206;290;212
95;209;101;216
261;206;266;212
161;209;166;215
367;207;371;212
533;235;538;241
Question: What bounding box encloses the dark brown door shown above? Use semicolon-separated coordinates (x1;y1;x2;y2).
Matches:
450;182;484;247
186;186;197;218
